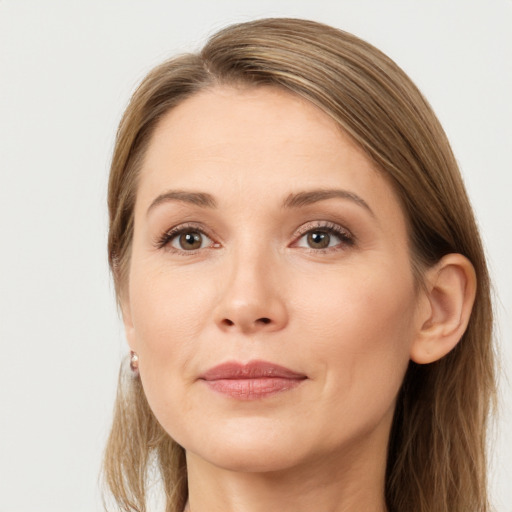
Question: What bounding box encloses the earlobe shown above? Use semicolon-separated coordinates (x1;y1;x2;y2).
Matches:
410;253;477;364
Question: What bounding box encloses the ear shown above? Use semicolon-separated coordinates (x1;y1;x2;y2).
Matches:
410;253;477;364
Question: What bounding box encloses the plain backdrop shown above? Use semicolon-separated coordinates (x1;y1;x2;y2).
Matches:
0;1;511;511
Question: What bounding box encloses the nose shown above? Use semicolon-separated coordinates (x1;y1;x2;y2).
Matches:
213;249;289;335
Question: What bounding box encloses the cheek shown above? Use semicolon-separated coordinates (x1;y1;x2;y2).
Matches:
295;260;416;343
285;265;416;448
127;265;213;435
128;264;215;376
293;263;416;396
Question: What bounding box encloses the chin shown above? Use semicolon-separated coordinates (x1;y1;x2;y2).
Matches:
180;420;313;474
191;444;304;474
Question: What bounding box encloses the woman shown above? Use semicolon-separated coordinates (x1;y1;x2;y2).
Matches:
103;18;496;512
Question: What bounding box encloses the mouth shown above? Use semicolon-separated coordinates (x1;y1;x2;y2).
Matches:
199;360;307;400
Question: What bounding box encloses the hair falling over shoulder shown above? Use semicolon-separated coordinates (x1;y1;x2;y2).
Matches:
103;18;496;512
103;360;188;512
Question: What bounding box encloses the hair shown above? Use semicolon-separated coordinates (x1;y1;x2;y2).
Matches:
104;18;496;512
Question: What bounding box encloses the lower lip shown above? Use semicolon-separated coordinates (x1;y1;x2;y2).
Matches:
203;377;304;400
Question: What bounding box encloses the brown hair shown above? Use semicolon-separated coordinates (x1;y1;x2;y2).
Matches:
104;18;496;512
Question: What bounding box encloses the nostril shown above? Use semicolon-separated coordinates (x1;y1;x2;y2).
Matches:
220;317;272;328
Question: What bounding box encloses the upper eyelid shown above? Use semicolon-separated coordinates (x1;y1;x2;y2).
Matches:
293;220;353;237
164;222;212;237
164;220;351;236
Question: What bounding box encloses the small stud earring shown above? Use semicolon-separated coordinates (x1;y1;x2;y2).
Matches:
130;351;139;374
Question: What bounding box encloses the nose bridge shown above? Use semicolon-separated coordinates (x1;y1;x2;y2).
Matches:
215;236;288;333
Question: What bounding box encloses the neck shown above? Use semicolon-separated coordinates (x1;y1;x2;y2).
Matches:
184;426;389;512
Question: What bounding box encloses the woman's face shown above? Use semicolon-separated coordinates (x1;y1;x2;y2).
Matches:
124;86;426;473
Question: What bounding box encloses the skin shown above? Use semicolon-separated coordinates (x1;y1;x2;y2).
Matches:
122;86;475;512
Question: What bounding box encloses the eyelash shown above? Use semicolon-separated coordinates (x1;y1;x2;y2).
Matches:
155;221;355;254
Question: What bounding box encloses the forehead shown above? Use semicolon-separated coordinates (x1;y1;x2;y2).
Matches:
143;85;368;178
136;85;404;226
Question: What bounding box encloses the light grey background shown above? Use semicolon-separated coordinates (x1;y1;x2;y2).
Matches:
1;1;510;511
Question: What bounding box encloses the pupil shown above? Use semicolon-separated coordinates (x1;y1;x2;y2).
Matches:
308;231;330;248
180;232;202;249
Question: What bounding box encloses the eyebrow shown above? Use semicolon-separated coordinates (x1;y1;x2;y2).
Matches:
282;189;374;216
146;188;374;217
147;190;217;215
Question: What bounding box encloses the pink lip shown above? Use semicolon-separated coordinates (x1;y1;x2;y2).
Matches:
199;360;307;400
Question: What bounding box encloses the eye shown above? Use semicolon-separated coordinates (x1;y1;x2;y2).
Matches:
156;224;217;252
297;230;340;249
293;222;354;251
304;231;334;249
171;230;209;250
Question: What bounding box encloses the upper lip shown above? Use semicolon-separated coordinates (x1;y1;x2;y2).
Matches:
199;360;306;381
